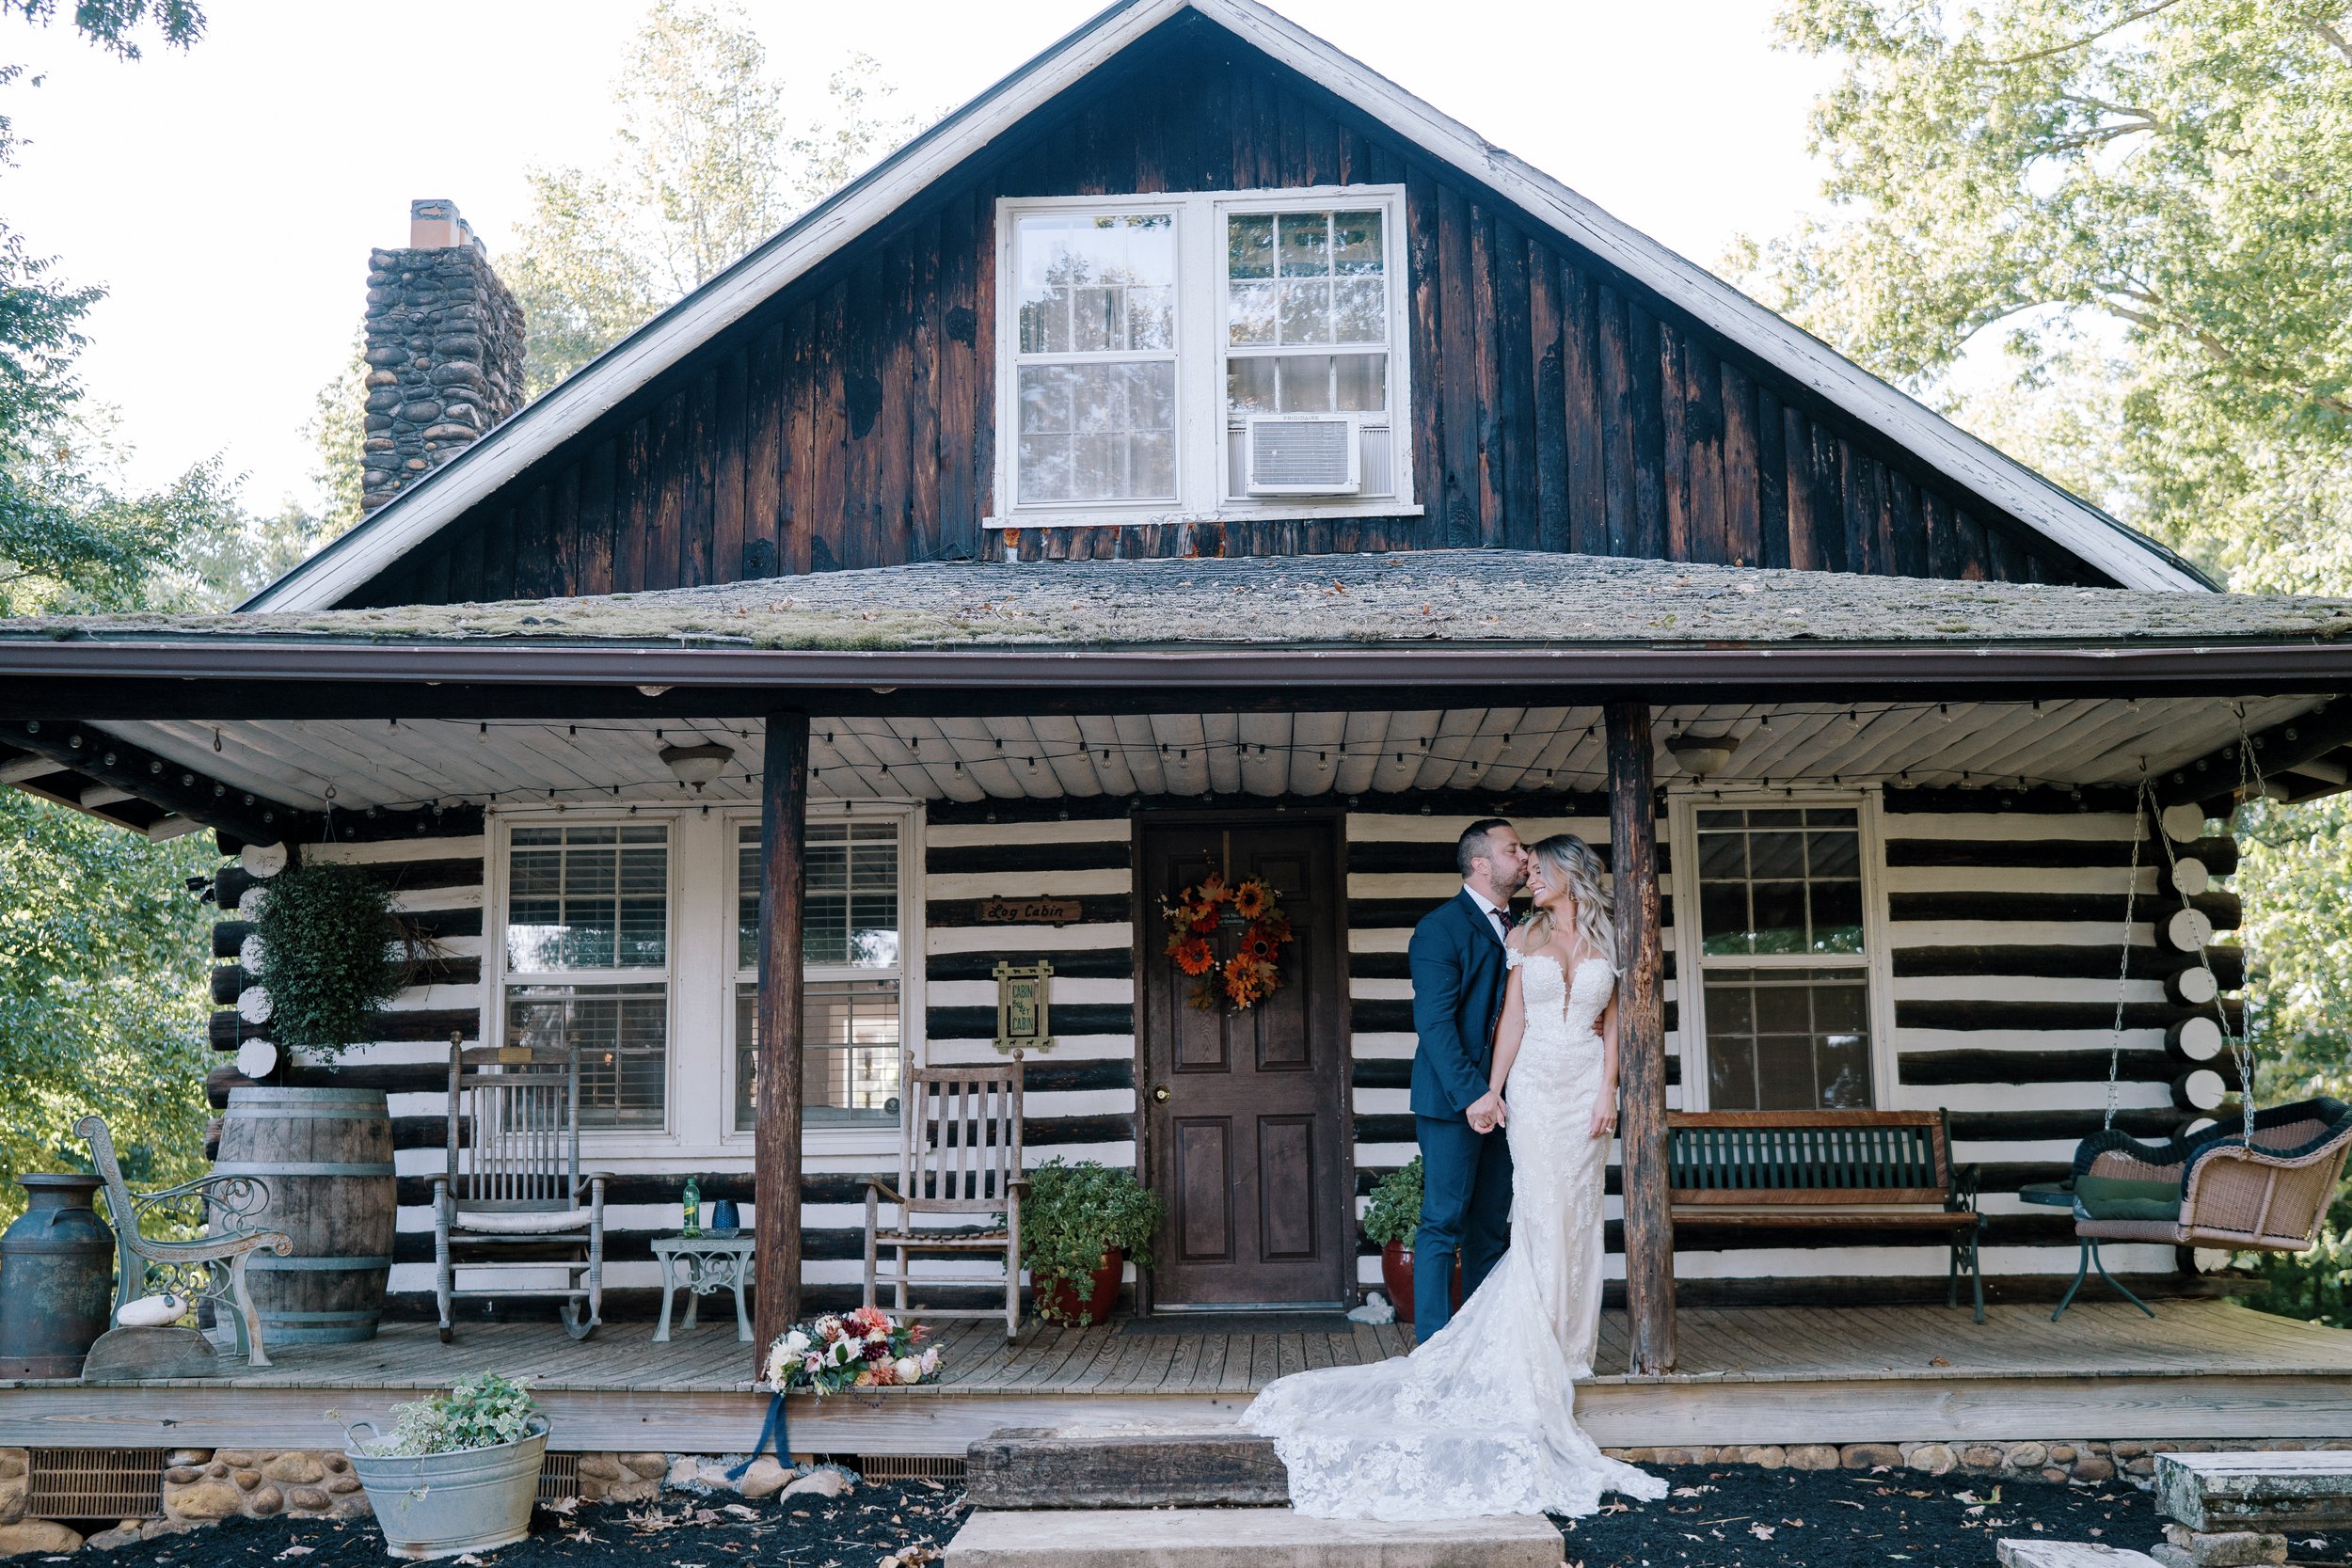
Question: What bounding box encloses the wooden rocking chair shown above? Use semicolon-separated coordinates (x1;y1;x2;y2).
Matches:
76;1115;292;1369
433;1038;607;1341
2059;1096;2352;1318
864;1050;1026;1339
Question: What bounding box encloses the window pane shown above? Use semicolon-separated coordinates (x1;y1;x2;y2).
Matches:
1016;361;1178;503
1277;356;1333;413
1227;214;1274;278
1279;278;1332;344
1331;277;1385;343
1694;806;1866;957
742;821;900;971
1016;213;1176;356
1333;352;1387;412
506;981;667;1127
1228;280;1276;346
1277;212;1329;276
736;979;902;1130
1332;210;1383;275
1703;967;1873;1112
1227;356;1277;415
507;823;667;973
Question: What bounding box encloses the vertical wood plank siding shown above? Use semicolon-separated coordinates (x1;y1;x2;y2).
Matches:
336;15;2096;610
205;784;2238;1315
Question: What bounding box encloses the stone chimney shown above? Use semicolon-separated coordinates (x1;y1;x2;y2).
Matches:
359;198;527;512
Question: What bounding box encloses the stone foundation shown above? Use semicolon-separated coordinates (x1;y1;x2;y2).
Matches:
162;1448;369;1525
1600;1437;2352;1484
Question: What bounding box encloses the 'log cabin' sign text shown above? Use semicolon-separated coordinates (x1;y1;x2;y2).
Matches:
977;896;1083;926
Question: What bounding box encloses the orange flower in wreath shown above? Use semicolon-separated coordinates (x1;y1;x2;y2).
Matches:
1231;879;1273;920
1168;934;1216;976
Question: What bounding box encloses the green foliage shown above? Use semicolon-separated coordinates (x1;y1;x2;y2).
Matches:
506;0;920;397
368;1373;541;1457
1360;1156;1424;1249
1737;0;2352;594
249;862;405;1062
0;790;215;1228
2;1;202;57
1018;1158;1163;1322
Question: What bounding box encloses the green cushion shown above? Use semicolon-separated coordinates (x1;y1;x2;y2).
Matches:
2074;1173;2182;1222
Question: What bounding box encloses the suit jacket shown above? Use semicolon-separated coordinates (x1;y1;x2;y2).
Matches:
1407;889;1512;1119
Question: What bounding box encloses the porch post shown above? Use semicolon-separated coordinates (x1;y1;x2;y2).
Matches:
754;710;809;1370
1606;700;1676;1374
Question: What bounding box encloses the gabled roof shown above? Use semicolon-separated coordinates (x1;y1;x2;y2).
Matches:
245;0;2210;613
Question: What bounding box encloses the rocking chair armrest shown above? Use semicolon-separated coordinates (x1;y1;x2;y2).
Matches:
1947;1163;1982;1215
862;1177;908;1205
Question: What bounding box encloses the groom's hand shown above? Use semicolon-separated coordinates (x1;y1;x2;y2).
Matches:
1467;1090;1507;1132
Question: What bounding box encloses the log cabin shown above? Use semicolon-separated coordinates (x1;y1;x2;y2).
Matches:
4;0;2351;1467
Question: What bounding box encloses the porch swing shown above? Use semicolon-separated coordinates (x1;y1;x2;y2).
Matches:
2050;737;2352;1321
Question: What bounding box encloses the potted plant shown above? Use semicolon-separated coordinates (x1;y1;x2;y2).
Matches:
1020;1159;1163;1325
1361;1157;1459;1325
346;1372;548;1560
226;859;424;1344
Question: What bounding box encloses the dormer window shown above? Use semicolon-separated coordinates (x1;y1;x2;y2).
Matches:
994;186;1413;526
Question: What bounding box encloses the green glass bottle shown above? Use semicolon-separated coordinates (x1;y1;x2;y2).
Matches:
681;1176;702;1239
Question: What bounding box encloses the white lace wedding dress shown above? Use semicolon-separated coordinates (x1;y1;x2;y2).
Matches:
1242;950;1666;1521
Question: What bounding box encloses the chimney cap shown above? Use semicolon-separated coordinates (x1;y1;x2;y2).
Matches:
409;198;481;253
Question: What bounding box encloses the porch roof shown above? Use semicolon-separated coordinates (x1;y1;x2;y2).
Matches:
16;553;2352;654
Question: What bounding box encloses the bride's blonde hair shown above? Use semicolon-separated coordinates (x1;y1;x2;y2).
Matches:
1520;833;1615;973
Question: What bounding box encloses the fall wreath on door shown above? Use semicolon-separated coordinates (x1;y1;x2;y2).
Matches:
1162;873;1294;1010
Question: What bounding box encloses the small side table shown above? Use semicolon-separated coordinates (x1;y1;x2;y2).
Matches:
2018;1181;2156;1323
650;1233;755;1343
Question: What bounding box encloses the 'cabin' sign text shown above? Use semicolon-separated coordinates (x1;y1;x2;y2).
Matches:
977;896;1083;926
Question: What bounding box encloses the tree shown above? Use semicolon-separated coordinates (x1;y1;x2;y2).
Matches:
1742;0;2352;1321
505;0;918;395
1735;0;2352;594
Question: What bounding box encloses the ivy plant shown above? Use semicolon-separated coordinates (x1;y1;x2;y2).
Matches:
1360;1156;1423;1250
249;861;407;1065
365;1372;540;1457
1018;1158;1163;1324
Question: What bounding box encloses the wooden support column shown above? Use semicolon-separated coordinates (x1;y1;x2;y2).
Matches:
1606;699;1676;1374
753;711;809;1370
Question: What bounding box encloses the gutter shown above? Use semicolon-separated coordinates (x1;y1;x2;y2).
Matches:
3;637;2351;720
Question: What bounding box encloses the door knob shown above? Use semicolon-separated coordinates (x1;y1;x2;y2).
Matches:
1152;1085;1170;1102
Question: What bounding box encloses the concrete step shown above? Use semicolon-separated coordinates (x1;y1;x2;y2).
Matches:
965;1424;1288;1510
945;1508;1565;1568
2155;1450;2352;1533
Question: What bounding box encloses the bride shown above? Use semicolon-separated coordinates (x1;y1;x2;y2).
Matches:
1242;832;1667;1521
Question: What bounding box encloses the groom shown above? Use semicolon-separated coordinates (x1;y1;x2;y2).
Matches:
1406;817;1528;1341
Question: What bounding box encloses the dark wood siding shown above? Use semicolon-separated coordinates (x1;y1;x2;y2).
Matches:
341;13;2099;609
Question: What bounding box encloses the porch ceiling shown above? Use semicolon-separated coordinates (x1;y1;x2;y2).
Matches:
98;694;2327;814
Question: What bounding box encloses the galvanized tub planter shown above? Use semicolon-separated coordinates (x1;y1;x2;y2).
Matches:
344;1416;549;1560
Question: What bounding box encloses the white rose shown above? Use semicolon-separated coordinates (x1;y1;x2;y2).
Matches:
781;1329;810;1358
893;1356;923;1386
829;1338;859;1366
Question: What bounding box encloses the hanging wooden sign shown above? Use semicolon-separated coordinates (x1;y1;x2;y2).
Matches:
993;958;1055;1055
977;896;1083;926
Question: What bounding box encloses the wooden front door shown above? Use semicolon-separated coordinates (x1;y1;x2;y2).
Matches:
1139;817;1350;1308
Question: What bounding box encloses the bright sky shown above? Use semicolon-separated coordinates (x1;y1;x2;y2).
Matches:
2;1;1838;513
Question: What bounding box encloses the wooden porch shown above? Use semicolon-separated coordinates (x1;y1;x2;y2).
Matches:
5;1302;2345;1457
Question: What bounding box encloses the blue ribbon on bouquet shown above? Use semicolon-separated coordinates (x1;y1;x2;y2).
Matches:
725;1390;787;1481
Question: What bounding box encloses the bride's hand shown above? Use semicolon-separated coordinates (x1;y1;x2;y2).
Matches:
1589;1098;1618;1141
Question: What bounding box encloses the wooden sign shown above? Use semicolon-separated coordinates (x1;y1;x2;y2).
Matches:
978;896;1083;926
993;958;1055;1055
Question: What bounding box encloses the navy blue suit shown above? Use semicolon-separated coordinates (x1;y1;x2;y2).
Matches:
1406;889;1514;1340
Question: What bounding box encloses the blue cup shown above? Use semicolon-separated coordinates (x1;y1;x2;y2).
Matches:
709;1198;740;1234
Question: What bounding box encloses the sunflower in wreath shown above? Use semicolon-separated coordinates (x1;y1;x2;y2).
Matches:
1161;875;1294;1012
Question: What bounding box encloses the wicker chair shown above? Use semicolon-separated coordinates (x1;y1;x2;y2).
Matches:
2058;1096;2352;1318
864;1050;1026;1339
76;1115;293;1369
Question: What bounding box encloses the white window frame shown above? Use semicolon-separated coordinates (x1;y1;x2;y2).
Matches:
487;810;684;1148
1666;785;1899;1114
721;800;921;1158
991;184;1419;530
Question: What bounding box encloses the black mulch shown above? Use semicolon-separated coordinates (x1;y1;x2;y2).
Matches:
72;1480;961;1568
1560;1464;2352;1568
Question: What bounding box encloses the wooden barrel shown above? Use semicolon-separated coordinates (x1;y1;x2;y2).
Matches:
214;1086;395;1344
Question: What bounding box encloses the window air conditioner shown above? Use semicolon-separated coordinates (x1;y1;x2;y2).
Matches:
1244;413;1361;496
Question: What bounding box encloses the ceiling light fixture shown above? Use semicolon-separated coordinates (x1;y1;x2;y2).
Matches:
660;740;736;792
1666;732;1740;779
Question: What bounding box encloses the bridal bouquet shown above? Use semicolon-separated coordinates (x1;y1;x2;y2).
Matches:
762;1306;941;1393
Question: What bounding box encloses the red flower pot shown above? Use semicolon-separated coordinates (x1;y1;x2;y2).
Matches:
1035;1246;1122;1325
1378;1241;1462;1326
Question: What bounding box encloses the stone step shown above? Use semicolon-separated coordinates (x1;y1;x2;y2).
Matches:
2155;1451;2352;1533
1997;1544;2165;1568
964;1425;1289;1510
945;1508;1565;1568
